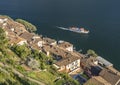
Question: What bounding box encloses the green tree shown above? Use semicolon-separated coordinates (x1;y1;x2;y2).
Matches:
59;73;80;85
15;19;37;32
0;28;8;48
12;44;31;59
40;62;46;70
31;49;40;59
87;49;98;57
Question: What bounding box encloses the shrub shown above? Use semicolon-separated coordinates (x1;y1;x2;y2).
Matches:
15;19;37;32
87;49;98;57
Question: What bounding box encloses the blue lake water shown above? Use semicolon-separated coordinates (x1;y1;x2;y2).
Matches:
0;0;120;70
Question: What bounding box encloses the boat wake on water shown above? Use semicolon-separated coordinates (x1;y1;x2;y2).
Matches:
56;26;89;34
56;26;69;30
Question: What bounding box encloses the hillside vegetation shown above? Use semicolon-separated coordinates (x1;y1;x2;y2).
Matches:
15;19;37;32
0;24;79;85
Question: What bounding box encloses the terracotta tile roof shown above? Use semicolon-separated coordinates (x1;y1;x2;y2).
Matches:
84;76;111;85
33;38;43;44
30;44;42;51
9;36;26;45
55;56;80;66
0;16;26;35
0;15;13;21
73;51;85;58
19;32;35;42
43;45;68;58
58;41;73;48
13;23;26;35
43;45;82;58
4;27;13;33
43;37;56;44
99;69;120;85
81;56;96;68
8;31;16;37
43;45;80;66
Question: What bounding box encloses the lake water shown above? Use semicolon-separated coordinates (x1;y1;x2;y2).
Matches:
0;0;120;70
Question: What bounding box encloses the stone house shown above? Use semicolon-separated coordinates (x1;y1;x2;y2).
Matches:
43;45;81;73
84;76;111;85
58;40;73;52
54;56;80;73
99;68;120;85
43;37;57;46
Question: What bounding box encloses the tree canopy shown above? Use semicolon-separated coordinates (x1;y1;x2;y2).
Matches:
87;49;98;57
15;19;37;32
0;28;8;49
12;44;31;59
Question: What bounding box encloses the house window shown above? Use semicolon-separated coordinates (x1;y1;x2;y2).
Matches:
67;64;69;68
75;60;78;63
75;64;78;68
72;62;74;65
75;62;78;65
70;66;74;71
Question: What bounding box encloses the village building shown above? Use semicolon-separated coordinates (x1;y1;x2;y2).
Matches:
19;31;35;43
3;27;14;36
99;68;120;85
43;45;67;57
0;23;27;46
54;56;80;73
11;22;27;35
29;37;43;52
20;32;44;48
96;56;113;67
32;38;43;47
43;37;57;46
57;40;73;52
32;35;43;48
0;16;8;24
43;45;81;73
81;56;96;69
0;16;26;35
84;76;111;85
107;66;120;76
0;16;11;24
8;34;27;45
81;56;102;77
19;34;43;52
1;15;120;85
0;17;10;29
30;44;42;52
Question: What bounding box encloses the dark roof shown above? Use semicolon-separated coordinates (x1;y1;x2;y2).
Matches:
99;69;120;85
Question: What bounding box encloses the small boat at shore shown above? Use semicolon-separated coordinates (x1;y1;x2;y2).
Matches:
57;26;89;34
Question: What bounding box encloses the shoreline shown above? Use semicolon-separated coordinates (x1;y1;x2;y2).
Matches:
0;15;120;85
